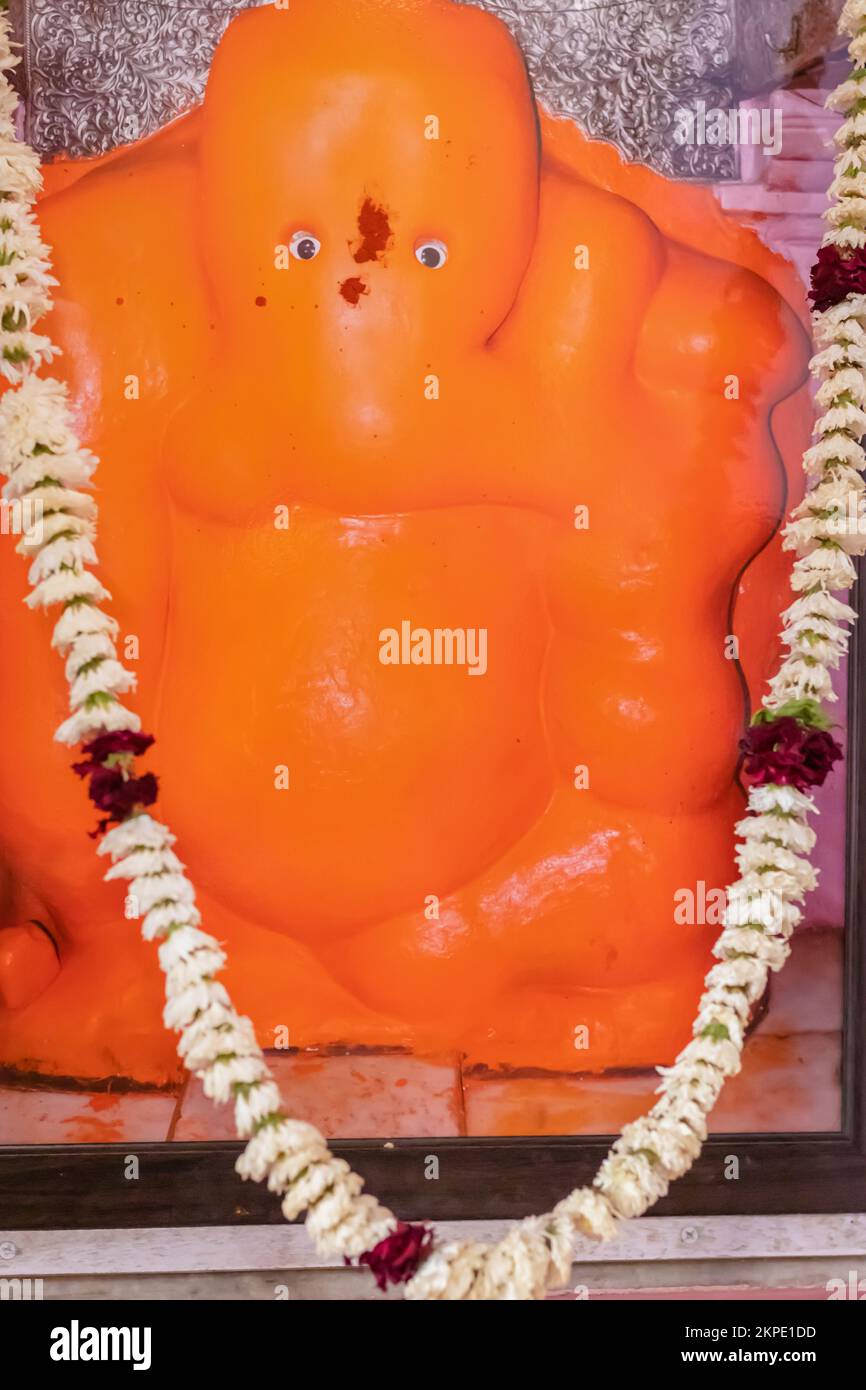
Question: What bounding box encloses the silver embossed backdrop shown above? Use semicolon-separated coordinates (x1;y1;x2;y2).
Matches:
6;0;846;176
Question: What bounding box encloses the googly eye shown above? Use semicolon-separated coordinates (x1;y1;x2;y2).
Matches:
289;231;321;261
415;239;447;269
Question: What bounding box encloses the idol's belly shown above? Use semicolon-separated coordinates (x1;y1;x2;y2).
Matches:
153;503;554;939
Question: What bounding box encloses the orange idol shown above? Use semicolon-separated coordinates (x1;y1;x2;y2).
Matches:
0;0;811;1086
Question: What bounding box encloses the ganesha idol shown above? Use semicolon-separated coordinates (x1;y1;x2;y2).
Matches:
0;0;813;1091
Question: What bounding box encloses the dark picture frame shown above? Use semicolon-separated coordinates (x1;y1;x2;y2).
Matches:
0;0;862;1235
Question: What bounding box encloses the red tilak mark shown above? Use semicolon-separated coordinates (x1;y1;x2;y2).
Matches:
339;276;368;306
254;295;267;307
353;198;391;264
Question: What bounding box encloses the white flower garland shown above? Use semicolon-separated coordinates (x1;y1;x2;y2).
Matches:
0;2;863;1299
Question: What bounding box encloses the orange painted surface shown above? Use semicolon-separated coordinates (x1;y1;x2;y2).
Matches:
0;0;811;1086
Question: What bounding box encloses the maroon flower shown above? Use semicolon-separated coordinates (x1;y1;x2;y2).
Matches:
71;729;158;835
809;245;866;313
80;730;154;762
740;716;842;792
82;770;158;837
799;730;844;786
88;767;158;815
354;1222;433;1292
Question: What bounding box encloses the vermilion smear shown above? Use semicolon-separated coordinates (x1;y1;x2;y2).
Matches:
339;276;368;306
353;197;391;263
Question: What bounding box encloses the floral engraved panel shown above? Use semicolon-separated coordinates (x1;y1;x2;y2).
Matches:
10;0;847;175
22;1;255;157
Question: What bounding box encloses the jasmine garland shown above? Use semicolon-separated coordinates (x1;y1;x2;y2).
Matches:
0;0;864;1299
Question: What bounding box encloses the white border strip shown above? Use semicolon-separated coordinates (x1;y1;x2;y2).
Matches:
2;1214;864;1277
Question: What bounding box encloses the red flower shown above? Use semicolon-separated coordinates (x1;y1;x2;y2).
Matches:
88;768;158;815
740;716;842;791
79;730;154;762
809;245;866;313
71;730;158;835
355;1222;433;1292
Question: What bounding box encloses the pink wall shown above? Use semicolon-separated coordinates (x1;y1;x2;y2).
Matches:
717;70;850;931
